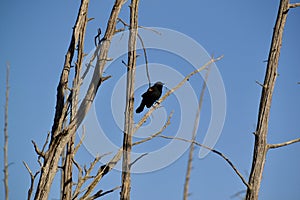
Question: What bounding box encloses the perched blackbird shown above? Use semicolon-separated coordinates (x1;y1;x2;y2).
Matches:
136;82;164;113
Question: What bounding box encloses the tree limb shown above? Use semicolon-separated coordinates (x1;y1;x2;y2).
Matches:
80;57;221;199
268;137;300;149
87;186;121;200
31;140;45;158
33;0;125;199
23;161;40;200
246;1;290;199
120;0;140;199
132;111;173;146
289;3;300;8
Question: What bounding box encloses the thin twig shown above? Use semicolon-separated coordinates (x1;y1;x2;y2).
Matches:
159;135;250;189
268;137;300;149
129;153;148;169
137;33;151;87
183;67;211;200
40;131;50;154
132;111;173;146
87;186;121;200
117;18;161;35
255;80;266;88
72;153;111;200
74;126;86;155
31;140;45;157
117;17;156;87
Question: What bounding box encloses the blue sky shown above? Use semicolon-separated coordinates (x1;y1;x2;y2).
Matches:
1;0;300;200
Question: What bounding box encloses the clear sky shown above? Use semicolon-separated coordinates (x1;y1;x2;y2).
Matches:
1;0;300;200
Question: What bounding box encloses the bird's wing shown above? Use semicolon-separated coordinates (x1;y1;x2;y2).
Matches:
141;87;153;97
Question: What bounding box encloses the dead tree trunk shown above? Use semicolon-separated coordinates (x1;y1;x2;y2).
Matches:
120;0;139;200
33;1;90;199
61;7;87;199
33;0;125;199
245;0;289;199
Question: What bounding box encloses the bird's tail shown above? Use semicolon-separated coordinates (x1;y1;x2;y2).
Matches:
136;102;145;113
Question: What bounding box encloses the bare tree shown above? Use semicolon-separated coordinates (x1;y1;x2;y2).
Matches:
245;1;300;199
3;63;10;200
20;1;300;199
29;0;126;199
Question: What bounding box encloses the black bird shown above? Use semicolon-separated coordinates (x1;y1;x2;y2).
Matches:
136;82;164;113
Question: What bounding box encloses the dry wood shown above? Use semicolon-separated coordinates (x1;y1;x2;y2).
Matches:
120;0;139;199
62;5;88;199
245;0;290;199
33;1;90;199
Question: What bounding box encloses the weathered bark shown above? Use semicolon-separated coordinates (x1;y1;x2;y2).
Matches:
245;0;290;199
33;1;90;199
34;0;127;198
120;0;139;199
62;5;88;199
3;63;10;200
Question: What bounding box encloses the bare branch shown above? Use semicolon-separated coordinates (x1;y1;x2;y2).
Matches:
117;18;162;35
3;62;10;200
255;80;266;88
159;135;250;189
80;150;123;199
133;56;223;133
120;0;140;199
129;153;148;169
137;33;151;87
23;161;40;200
132;111;173;146
72;153;111;199
268;137;300;149
34;0;125;198
86;186;121;200
289;3;300;8
31;140;45;157
73;126;86;155
40;131;51;154
79;57;222;199
246;1;290;198
183;67;211;200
